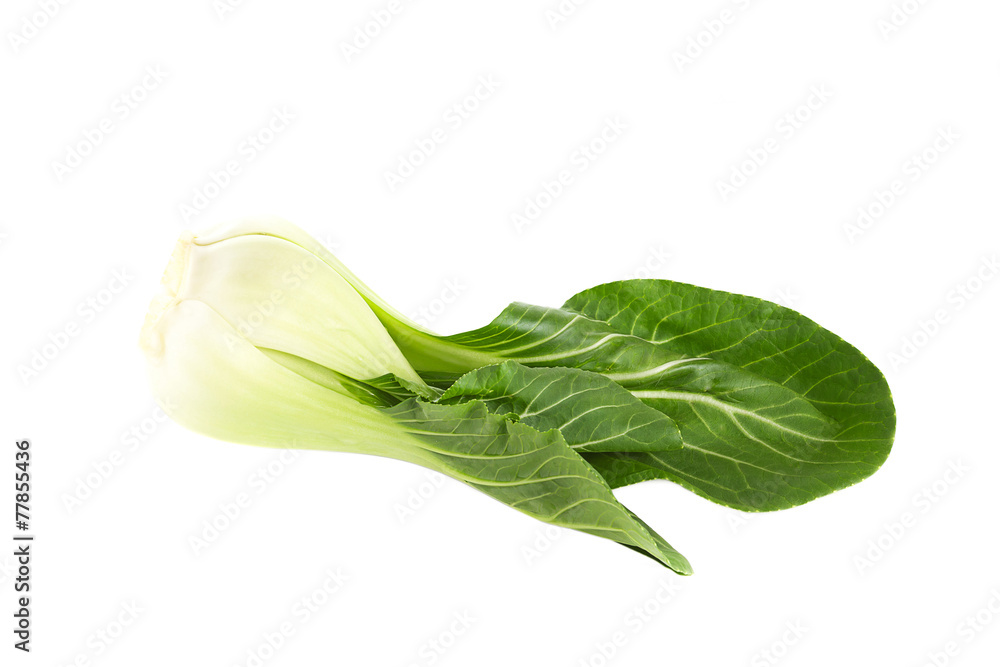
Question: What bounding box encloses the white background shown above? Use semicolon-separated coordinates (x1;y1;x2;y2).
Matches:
2;1;999;665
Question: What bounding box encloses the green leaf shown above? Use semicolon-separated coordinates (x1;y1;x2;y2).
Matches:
565;280;897;511
385;398;692;574
434;301;690;375
380;287;895;511
438;361;682;454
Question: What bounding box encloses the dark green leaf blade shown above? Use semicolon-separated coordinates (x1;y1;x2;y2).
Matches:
565;280;896;510
437;361;683;454
384;398;692;574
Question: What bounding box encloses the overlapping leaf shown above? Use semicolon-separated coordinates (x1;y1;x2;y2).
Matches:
385;398;692;573
438;361;682;454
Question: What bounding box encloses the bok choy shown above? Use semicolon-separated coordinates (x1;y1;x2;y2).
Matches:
141;217;896;574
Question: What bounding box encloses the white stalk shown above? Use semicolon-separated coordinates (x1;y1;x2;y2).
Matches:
140;297;435;467
144;222;424;386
